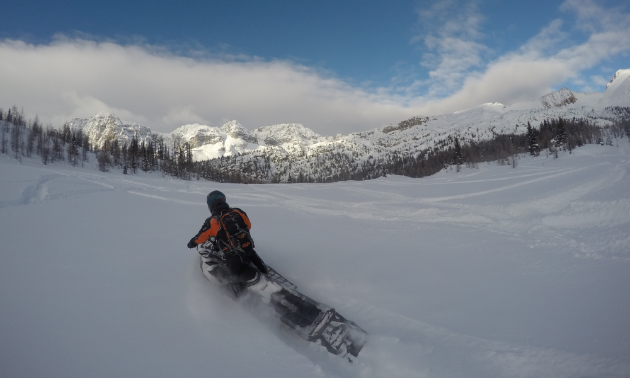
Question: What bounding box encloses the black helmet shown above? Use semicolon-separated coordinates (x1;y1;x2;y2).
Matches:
207;190;226;213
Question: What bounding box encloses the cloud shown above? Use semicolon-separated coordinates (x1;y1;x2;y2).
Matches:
0;37;418;135
411;0;630;114
591;75;609;87
411;1;491;97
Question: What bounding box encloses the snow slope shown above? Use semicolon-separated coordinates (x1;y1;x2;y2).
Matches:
1;142;630;378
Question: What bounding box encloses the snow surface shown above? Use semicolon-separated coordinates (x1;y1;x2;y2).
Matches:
1;142;630;378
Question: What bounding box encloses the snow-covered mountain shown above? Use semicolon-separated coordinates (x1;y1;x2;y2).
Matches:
71;68;629;180
68;113;155;148
164;121;328;161
169;121;257;160
539;87;577;108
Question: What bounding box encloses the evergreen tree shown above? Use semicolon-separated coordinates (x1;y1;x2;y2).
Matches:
555;118;567;147
1;120;8;155
141;141;149;172
51;131;63;162
61;123;72;145
67;133;79;166
10;121;21;160
526;122;539;156
185;142;193;171
97;150;111;172
40;134;50;165
453;137;464;171
130;135;139;173
111;139;121;167
81;132;90;164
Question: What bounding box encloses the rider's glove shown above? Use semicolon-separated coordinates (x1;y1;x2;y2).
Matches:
187;239;198;249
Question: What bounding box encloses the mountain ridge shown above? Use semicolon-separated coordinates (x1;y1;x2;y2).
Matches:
70;69;630;167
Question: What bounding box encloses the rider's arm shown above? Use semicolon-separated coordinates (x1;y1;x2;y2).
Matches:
193;217;221;244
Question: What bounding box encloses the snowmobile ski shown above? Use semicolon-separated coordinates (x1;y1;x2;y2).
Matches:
266;266;297;291
197;249;367;359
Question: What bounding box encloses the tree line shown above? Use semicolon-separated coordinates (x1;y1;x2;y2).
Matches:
384;113;629;177
0;106;199;178
183;112;629;183
94;133;193;177
0;106;90;166
2;105;629;184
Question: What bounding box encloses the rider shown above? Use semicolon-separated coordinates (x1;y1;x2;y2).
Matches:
188;191;322;326
187;190;268;291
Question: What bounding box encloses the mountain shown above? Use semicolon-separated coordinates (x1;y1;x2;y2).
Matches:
70;69;630;181
68;113;155;148
539;87;577;108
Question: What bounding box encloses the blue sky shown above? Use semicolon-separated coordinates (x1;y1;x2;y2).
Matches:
1;0;628;134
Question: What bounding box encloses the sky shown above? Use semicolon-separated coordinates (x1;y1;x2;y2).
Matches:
0;0;629;135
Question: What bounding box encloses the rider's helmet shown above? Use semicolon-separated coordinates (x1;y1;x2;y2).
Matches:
207;190;227;213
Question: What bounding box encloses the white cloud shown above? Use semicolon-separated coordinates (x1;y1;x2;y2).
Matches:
161;105;206;127
413;1;491;97
591;75;609;87
0;38;418;135
410;0;630;114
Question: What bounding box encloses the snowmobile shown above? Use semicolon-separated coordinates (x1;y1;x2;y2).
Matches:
196;241;368;360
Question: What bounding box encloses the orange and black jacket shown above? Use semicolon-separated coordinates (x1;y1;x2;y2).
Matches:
192;207;252;246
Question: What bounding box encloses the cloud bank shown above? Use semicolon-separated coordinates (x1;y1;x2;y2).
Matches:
410;0;630;115
0;37;418;134
0;0;628;135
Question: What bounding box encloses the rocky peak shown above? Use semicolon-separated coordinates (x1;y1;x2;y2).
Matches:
607;70;623;89
70;113;153;148
220;120;256;143
170;124;222;148
253;123;323;146
605;69;630;98
540;88;577;109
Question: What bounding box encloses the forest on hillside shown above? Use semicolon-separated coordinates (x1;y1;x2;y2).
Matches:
2;105;629;183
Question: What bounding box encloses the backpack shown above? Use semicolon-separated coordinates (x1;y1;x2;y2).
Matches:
216;208;255;255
